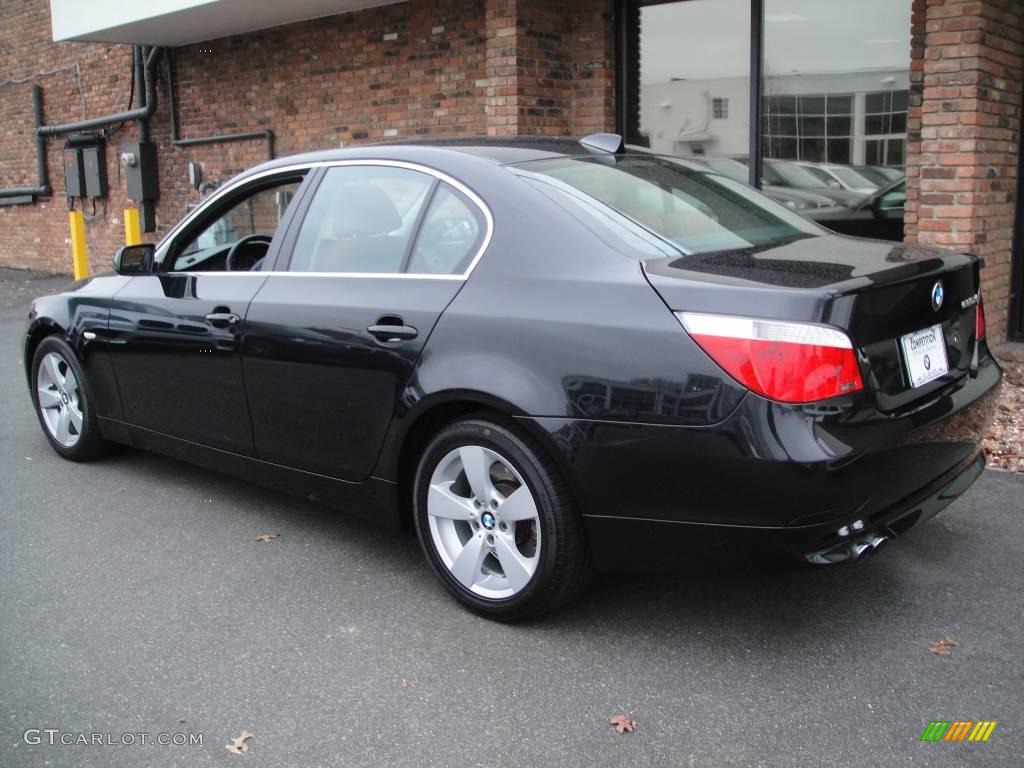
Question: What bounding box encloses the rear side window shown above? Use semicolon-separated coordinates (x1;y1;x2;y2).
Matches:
288;165;433;273
287;166;487;276
518;155;823;256
406;184;485;275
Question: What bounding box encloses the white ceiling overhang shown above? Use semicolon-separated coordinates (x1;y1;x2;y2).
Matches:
50;0;405;46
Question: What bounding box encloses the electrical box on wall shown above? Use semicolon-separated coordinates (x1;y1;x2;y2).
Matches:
64;133;108;199
123;141;159;202
63;148;85;198
82;144;108;198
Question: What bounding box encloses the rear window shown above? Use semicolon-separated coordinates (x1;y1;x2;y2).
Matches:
514;155;822;256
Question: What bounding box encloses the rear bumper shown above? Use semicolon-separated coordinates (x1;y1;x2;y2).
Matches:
519;353;1001;572
578;450;985;572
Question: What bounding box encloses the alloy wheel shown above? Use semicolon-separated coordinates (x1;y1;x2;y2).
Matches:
426;445;541;599
36;351;83;448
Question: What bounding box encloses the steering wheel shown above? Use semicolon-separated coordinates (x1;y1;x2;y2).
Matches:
225;234;272;272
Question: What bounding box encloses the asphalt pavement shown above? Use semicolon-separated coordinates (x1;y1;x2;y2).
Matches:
1;267;1022;767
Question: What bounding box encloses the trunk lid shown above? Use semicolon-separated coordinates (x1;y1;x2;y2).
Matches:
643;235;982;412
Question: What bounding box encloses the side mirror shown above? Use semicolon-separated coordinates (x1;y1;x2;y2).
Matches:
826;179;842;189
114;244;155;275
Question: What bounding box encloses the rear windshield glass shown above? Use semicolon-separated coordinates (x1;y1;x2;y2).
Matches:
514;155;822;256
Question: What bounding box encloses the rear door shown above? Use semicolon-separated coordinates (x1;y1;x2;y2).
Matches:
242;161;490;480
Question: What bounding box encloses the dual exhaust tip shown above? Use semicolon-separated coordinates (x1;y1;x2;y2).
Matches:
849;534;888;561
805;533;889;565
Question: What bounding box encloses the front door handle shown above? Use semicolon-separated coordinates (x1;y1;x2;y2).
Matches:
205;311;240;328
367;321;418;343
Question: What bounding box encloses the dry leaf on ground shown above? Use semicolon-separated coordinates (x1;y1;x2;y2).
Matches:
255;533;280;542
984;362;1023;472
609;714;637;734
929;634;959;656
225;730;254;755
400;678;410;688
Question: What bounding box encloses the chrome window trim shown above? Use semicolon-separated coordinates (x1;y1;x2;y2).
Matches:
155;159;494;281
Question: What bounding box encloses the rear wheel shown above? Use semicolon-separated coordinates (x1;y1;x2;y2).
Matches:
413;417;593;620
30;336;108;461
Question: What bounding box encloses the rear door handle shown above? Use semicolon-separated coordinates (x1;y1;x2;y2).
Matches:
367;322;418;343
205;311;240;328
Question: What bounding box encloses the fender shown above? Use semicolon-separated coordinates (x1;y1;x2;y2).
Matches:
24;273;132;419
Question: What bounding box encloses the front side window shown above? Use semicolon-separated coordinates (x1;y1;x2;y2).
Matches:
173;179;302;272
517;155;821;256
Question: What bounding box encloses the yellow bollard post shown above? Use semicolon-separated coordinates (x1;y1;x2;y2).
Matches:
124;207;141;246
69;210;89;280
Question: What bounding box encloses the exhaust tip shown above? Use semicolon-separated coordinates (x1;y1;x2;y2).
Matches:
850;542;872;561
869;535;888;554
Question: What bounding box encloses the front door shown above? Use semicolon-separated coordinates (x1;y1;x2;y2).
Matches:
108;172;309;453
242;162;490;480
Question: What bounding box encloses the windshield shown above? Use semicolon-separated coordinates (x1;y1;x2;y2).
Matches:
700;157;749;183
764;160;831;189
514;155;822;256
828;166;877;188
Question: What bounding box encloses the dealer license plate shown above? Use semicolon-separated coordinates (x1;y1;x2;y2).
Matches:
900;324;949;388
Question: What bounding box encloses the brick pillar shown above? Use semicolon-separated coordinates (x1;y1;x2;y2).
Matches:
905;0;1023;344
484;0;614;136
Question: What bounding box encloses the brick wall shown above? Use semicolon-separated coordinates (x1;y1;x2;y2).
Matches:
0;0;135;273
484;0;613;136
905;0;1023;344
0;0;614;274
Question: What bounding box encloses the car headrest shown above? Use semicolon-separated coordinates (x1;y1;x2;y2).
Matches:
328;184;402;238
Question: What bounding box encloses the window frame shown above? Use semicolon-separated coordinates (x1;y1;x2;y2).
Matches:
153;160;494;281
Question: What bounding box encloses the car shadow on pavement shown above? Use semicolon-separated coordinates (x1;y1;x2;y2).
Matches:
93;445;957;645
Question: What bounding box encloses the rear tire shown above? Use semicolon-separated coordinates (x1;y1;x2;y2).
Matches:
30;336;109;461
412;417;593;620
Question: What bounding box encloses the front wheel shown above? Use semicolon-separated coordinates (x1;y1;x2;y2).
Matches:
412;417;593;620
30;336;109;461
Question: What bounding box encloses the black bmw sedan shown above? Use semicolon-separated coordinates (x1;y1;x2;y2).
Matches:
24;135;1001;619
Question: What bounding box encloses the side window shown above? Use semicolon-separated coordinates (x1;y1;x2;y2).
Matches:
407;183;485;275
289;165;434;273
174;180;301;272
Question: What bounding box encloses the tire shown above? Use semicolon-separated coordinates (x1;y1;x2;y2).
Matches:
412;416;593;620
30;335;109;461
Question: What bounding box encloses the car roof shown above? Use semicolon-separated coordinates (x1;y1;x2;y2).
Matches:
237;136;591;180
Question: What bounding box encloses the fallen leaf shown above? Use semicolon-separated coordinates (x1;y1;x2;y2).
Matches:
609;714;637;734
255;533;279;543
928;634;959;656
226;730;254;755
400;678;409;688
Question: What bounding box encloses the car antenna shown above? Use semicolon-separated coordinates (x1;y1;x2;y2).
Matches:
579;133;625;155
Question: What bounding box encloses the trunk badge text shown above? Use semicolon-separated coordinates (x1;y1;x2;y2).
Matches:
931;281;944;311
960;293;979;310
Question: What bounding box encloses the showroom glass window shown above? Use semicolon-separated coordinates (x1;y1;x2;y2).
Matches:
633;0;750;156
761;1;911;171
627;1;912;181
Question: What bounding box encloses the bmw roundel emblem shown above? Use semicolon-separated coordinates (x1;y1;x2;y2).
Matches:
931;281;944;312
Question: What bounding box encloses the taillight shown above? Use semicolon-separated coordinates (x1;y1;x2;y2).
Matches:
975;292;986;342
677;312;864;404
